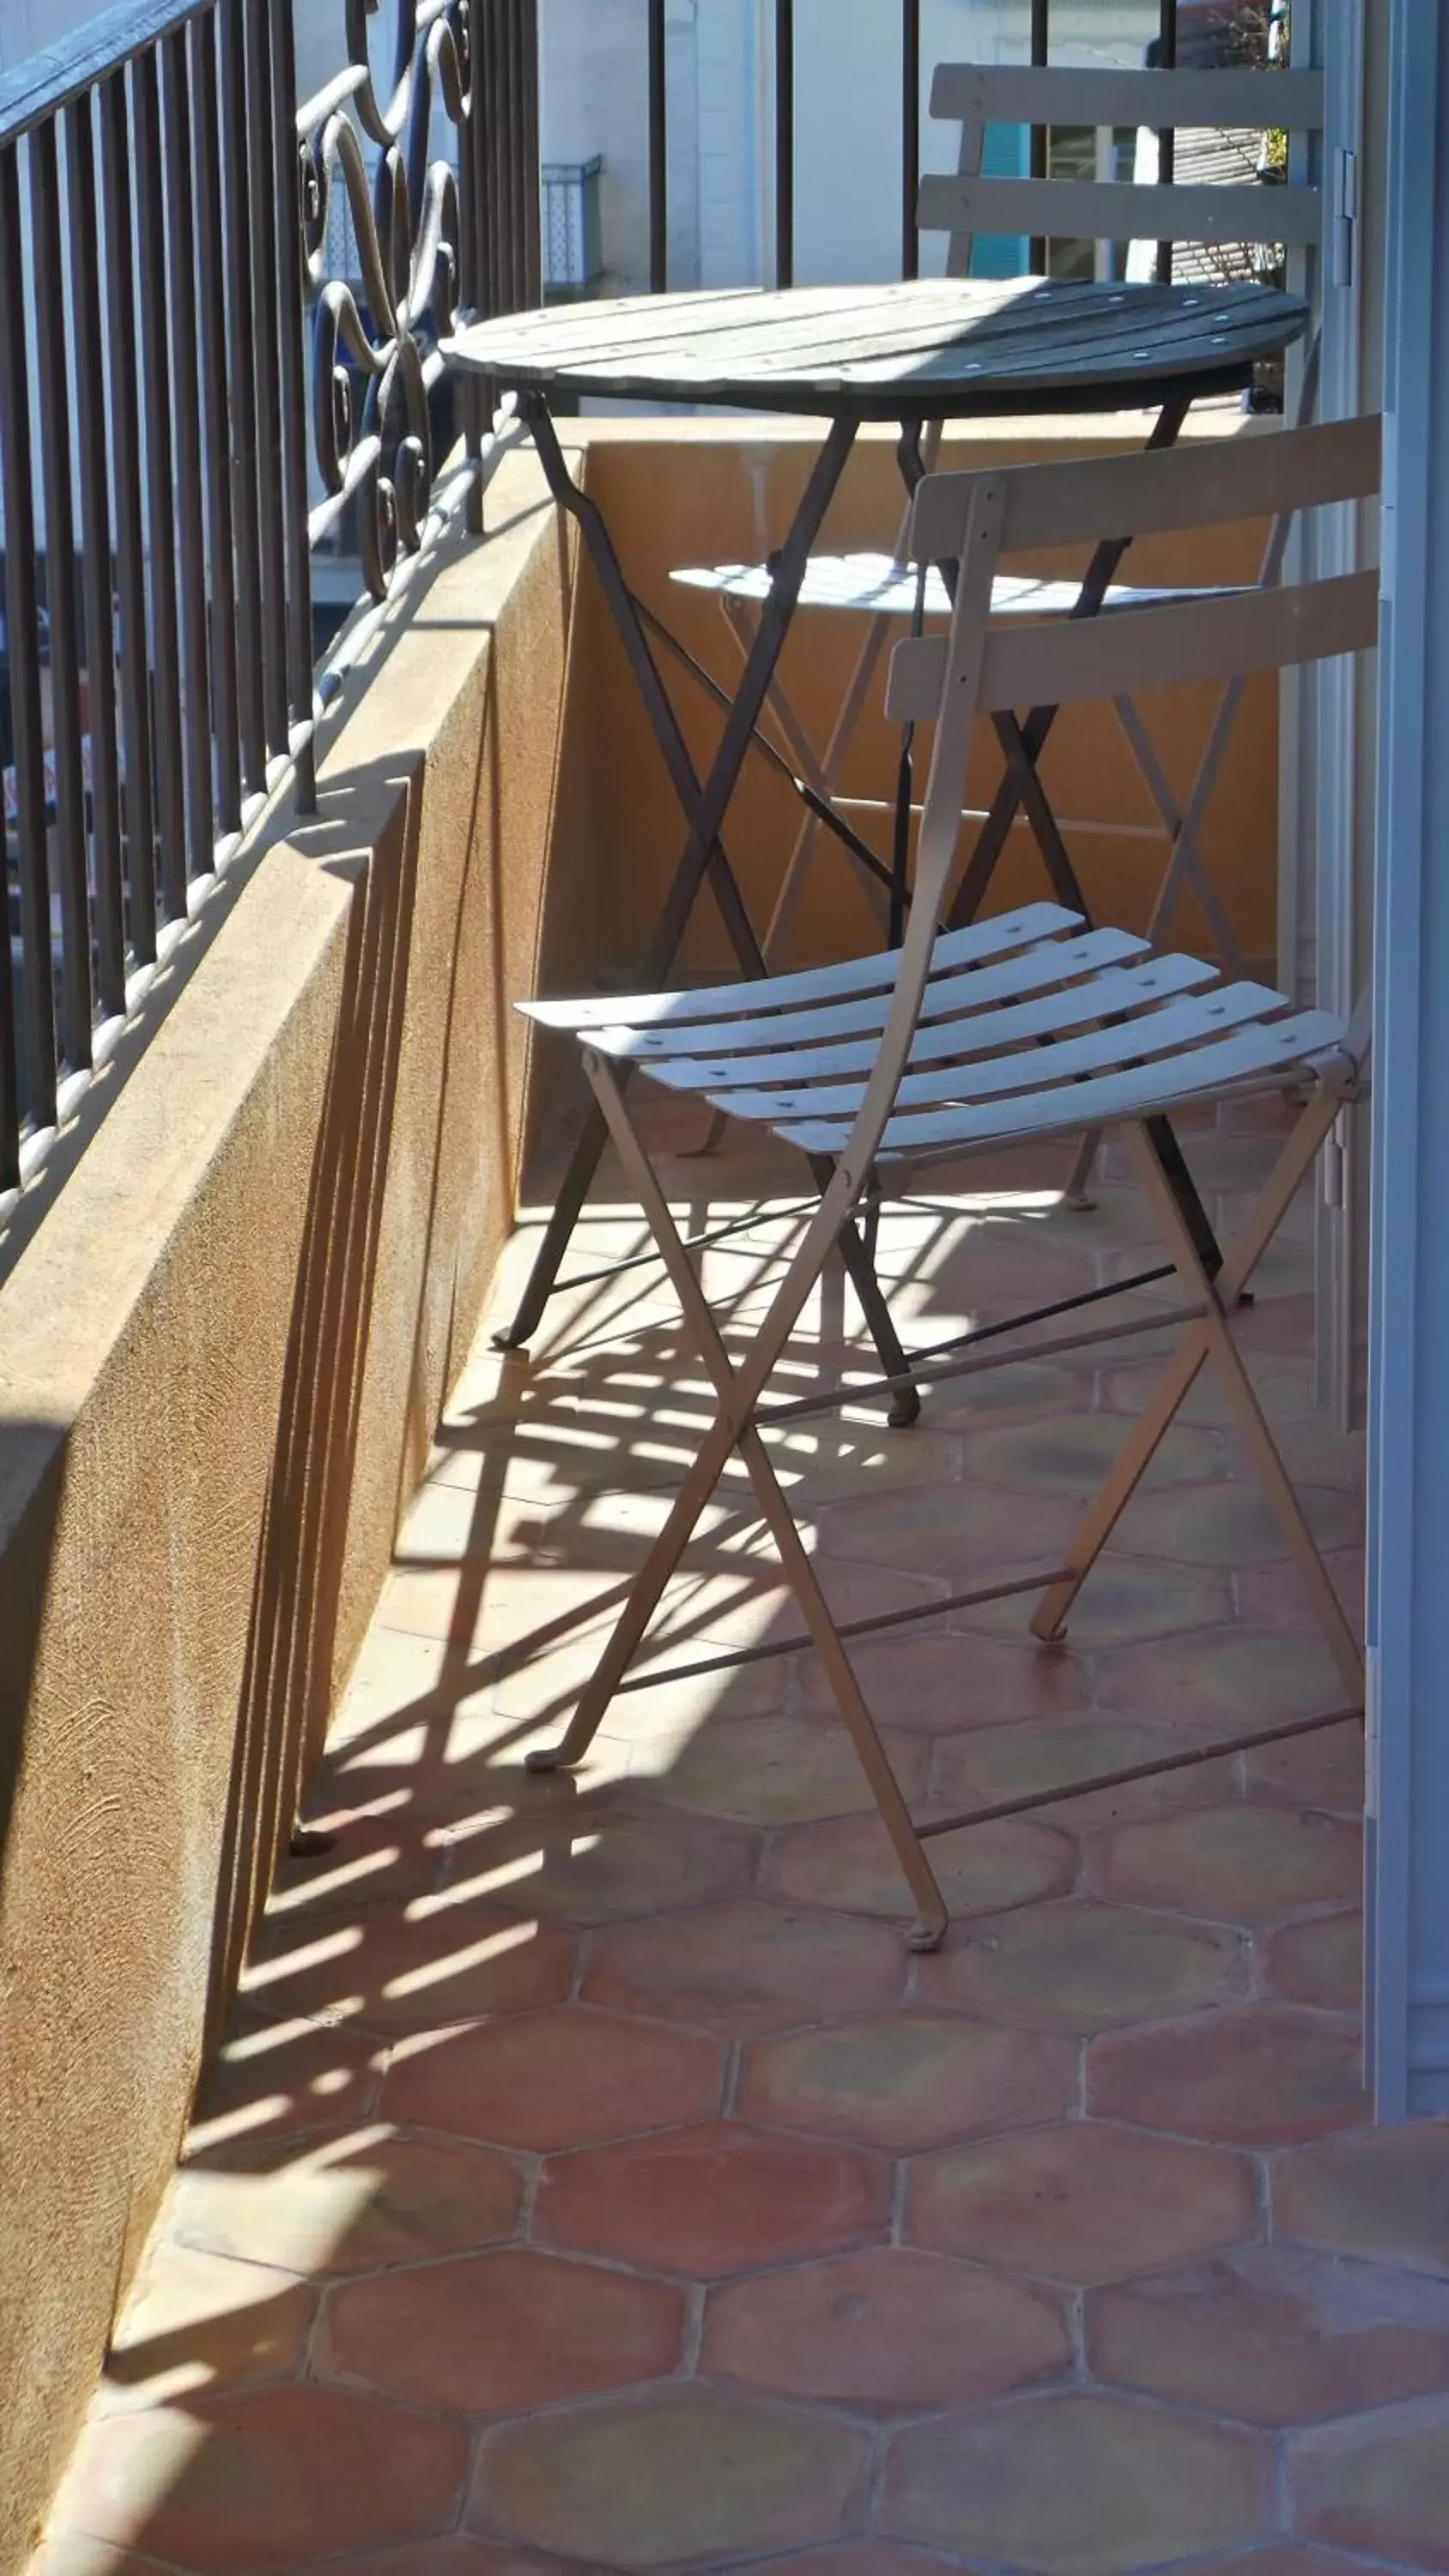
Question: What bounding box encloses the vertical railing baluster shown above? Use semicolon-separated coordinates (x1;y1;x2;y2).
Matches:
498;0;518;307
161;28;217;881
460;0;492;529
1156;0;1177;284
507;0;529;307
774;0;793;288
648;0;667;295
267;0;317;807
0;136;58;1133
901;0;921;282
192;10;241;835
1029;0;1050;275
483;0;505;313
30;117;93;1072
100;69;158;966
218;0;266;797
66;91;127;1018
244;0;290;768
132;47;187;927
520;0;541;305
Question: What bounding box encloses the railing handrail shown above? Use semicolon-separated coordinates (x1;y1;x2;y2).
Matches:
0;0;214;143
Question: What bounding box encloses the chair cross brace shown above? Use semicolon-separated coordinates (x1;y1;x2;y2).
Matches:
919;1704;1365;1842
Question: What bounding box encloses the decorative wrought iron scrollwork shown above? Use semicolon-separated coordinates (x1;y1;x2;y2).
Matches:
299;0;474;599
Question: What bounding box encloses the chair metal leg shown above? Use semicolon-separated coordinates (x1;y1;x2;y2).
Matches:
1031;1090;1349;1653
1125;1119;1365;1694
531;1051;949;1948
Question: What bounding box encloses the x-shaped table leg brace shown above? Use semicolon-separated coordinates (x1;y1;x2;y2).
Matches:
499;402;916;1404
527;1048;950;1951
1032;1086;1366;1700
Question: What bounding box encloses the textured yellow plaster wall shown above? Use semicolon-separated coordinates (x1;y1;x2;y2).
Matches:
0;447;579;2570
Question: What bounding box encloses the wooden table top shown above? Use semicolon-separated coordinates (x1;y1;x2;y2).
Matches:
445;276;1309;421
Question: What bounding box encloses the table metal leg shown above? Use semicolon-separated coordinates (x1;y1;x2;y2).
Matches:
498;405;912;1387
943;395;1191;933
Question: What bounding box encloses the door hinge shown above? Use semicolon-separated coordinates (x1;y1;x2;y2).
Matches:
1331;148;1359;291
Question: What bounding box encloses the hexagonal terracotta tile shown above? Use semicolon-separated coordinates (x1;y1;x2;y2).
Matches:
738;2013;1075;2153
1237;1550;1365;1640
637;1714;926;1827
703;2246;1070;2408
1096;1627;1347;1728
318;2248;684;2414
930;1713;1240;1832
297;2547;573;2576
264;1820;443;1924
433;1807;759;1923
816;1479;1083;1577
1168;2555;1361;2576
1291;2397;1449;2570
26;2543;175;2576
1090;2006;1369;2146
743;2552;967;2576
169;2131;522;2277
581;1899;906;2036
1275;2119;1449;2276
765;1811;1075;1925
907;2120;1256;2284
804;1630;1089;1731
378;2007;723;2149
1100;1352;1317;1431
1090;1804;1361;1925
957;1412;1221;1497
53;2388;470;2574
882;2391;1274;2573
1262;1912;1362;2011
535;2120;889;2275
1089;2243;1449;2425
240;1908;576;2035
470;2385;870;2568
951;1552;1234;1652
1246;1720;1365;1814
1113;1479;1360;1569
98;2245;315;2415
920;1900;1244;2032
187;2019;385;2152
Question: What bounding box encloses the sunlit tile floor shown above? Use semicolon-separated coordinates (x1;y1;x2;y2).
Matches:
36;1097;1449;2575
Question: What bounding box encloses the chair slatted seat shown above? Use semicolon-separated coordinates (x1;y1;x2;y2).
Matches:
674;557;1220;621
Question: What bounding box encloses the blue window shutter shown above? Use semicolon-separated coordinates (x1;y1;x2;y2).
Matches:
970;121;1030;278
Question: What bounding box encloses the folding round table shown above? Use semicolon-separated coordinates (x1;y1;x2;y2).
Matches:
444;275;1310;1354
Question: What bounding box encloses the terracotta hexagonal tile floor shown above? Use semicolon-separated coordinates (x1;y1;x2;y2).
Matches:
701;2245;1071;2407
882;2391;1275;2572
534;2118;891;2275
40;1137;1449;2576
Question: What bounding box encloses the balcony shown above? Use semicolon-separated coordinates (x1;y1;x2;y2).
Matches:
3;3;1447;2575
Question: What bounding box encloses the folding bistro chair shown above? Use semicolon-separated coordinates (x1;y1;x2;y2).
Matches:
520;412;1379;1952
674;59;1325;967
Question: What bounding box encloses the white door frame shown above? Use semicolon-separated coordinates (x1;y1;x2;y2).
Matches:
1365;0;1449;2121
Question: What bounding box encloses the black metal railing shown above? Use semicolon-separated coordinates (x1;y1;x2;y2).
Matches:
641;0;1185;296
1;0;1282;1209
0;0;539;1203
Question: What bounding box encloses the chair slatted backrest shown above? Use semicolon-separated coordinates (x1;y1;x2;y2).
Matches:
887;414;1380;726
825;416;1379;1189
920;61;1325;281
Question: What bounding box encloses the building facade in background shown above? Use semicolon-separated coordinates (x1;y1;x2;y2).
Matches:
539;0;1163;296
